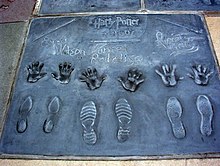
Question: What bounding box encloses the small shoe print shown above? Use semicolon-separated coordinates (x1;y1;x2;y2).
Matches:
43;97;61;133
115;98;132;142
80;101;97;145
17;96;33;133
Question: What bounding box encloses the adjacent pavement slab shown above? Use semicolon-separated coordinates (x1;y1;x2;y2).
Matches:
0;0;36;23
145;0;220;11
39;0;140;14
0;22;28;132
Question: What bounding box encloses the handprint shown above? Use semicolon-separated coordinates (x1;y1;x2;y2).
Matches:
51;62;74;84
79;67;106;90
188;65;213;86
118;68;144;92
155;64;181;87
27;61;47;83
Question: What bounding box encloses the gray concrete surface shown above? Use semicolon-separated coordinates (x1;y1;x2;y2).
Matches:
0;22;28;132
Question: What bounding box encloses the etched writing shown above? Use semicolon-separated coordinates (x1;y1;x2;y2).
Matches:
90;44;143;65
102;29;135;38
41;37;86;58
156;31;200;56
91;16;139;29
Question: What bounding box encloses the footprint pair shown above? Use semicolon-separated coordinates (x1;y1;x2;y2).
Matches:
167;95;214;139
80;98;132;145
17;96;61;133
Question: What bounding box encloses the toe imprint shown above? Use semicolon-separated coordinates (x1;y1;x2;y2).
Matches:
196;95;213;136
17;96;33;133
167;97;186;139
115;98;132;142
43;97;61;133
80;101;97;145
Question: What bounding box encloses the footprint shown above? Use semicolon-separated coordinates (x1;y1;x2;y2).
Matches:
196;95;214;136
17;96;33;133
43;97;61;133
115;98;132;142
80;101;97;145
166;97;186;139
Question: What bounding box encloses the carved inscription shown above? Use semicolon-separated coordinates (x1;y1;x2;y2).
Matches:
90;44;143;65
91;17;139;30
41;37;86;58
156;31;200;56
91;16;140;40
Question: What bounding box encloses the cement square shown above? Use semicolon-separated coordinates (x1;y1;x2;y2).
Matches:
1;14;220;158
0;0;36;23
146;0;220;11
0;22;28;132
39;0;140;14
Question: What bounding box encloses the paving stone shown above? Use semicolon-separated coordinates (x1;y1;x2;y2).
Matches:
0;0;36;23
205;16;220;63
39;0;140;14
1;14;220;158
186;159;220;166
0;160;187;166
146;0;220;11
0;22;28;133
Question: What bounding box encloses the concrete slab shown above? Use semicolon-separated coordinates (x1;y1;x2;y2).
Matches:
186;159;220;166
0;160;187;166
39;0;140;14
0;22;28;132
205;16;220;63
1;14;220;158
0;0;36;23
145;0;220;11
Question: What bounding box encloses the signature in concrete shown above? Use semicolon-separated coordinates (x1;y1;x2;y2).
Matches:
156;31;200;56
90;44;143;66
41;37;86;59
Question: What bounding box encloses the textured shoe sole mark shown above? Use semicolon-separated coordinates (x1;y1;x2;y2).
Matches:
115;98;132;142
43;96;60;133
167;97;186;139
80;101;97;145
196;95;213;136
17;96;33;133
